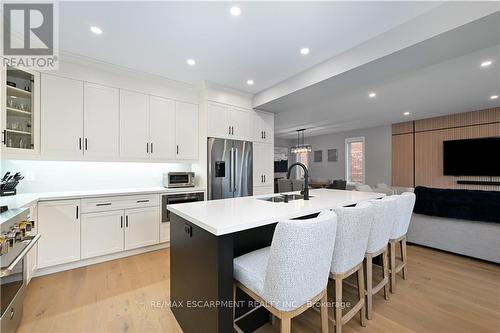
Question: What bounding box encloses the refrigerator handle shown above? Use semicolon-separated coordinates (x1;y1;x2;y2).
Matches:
229;147;234;192
233;147;238;192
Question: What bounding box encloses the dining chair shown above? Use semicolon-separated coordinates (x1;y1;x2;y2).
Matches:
389;192;416;293
365;196;398;319
329;202;374;333
233;211;337;333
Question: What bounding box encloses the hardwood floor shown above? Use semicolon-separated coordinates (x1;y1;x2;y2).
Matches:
19;244;500;333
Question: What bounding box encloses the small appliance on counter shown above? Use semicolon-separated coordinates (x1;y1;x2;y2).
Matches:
1;207;40;333
0;172;24;197
163;172;195;188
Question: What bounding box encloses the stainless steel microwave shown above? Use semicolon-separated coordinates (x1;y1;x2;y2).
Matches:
163;172;195;188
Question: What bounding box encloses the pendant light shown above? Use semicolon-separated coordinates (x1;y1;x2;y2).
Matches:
290;129;312;154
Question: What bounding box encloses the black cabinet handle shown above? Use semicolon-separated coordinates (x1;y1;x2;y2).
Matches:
264;131;266;139
96;203;112;206
147;142;149;153
84;138;88;150
151;143;154;154
2;130;6;144
76;205;79;219
136;199;149;203
121;216;123;228
232;126;234;135
229;126;231;135
176;145;179;155
79;138;82;150
264;175;266;183
126;215;129;228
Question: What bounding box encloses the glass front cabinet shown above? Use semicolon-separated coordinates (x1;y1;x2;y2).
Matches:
1;66;40;156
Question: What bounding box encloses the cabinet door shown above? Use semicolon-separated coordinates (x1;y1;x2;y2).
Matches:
26;204;38;284
149;96;176;160
81;210;124;259
253;186;274;196
253;143;274;187
230;108;251;141
207;103;230;139
83;83;119;159
124;207;160;250
175;101;198;160
41;74;83;158
253;111;274;143
37;199;81;268
119;90;149;159
159;222;170;243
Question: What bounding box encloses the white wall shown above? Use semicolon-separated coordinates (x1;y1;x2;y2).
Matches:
1;160;191;193
276;125;392;185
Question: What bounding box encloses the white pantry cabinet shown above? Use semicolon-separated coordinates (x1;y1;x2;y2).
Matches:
207;102;251;141
254;111;274;143
41;74;84;158
81;210;124;259
175;101;198;160
83;83;119;159
119;90;150;159
124;207;160;250
37;199;81;268
149;96;176;160
253;143;274;188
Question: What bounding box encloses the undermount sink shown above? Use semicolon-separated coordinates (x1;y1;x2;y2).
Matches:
258;194;314;203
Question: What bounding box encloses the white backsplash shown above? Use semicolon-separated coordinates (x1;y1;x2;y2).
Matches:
1;160;192;194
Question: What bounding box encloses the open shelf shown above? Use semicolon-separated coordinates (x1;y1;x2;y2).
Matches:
6;129;32;135
7;85;32;98
6;107;31;116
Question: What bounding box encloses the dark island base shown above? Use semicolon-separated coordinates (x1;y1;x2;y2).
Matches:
170;213;277;333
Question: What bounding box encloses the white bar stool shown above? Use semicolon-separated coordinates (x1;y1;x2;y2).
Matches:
233;211;337;333
389;192;416;293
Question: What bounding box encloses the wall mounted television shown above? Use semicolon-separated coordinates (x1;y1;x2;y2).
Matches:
443;137;500;176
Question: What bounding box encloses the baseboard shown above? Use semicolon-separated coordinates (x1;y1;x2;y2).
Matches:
33;242;170;277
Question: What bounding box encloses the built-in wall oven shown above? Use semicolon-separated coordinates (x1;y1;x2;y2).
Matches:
1;208;40;333
161;192;204;223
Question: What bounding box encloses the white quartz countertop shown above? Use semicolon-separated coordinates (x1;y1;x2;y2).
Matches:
0;186;206;210
167;189;384;236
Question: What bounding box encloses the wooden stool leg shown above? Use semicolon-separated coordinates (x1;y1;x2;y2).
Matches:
357;264;367;327
320;290;329;333
335;278;343;333
389;241;397;293
382;248;390;301
365;255;373;320
401;237;408;280
233;284;237;322
281;316;291;333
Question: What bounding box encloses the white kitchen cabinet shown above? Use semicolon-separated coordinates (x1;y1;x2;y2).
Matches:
253;143;274;188
207;102;251;141
124;206;160;250
81;210;124;259
120;90;149;159
37;199;81;268
41;74;84;158
149;96;176;160
175;101;198;160
254;111;274;143
253;186;274;196
83;83;119;159
159;222;170;243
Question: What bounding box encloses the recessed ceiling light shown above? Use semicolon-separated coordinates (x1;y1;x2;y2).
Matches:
230;6;241;16
481;60;492;68
490;95;499;100
403;111;411;116
300;47;310;55
246;79;254;86
186;58;196;66
368;92;376;98
90;26;103;35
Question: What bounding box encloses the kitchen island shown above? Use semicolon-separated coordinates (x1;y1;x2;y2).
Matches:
167;189;383;333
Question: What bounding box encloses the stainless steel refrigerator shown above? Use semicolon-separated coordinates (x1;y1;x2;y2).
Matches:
208;138;253;200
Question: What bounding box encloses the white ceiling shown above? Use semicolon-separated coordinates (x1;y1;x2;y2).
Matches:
56;1;442;93
258;12;500;138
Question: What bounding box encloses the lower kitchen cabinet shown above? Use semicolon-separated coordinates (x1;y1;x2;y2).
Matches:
253;186;274;196
159;222;170;243
37;199;81;269
81;210;124;259
26;204;38;284
124;207;160;250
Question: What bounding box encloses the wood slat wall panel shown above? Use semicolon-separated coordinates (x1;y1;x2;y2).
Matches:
414;122;500;191
392;134;414;187
392;121;414;135
415;108;500;132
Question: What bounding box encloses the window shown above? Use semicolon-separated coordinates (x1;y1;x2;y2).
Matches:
345;137;365;183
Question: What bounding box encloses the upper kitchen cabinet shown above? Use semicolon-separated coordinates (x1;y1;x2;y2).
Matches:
149;96;176;160
1;66;41;156
207;102;251;141
254;111;274;143
119;90;150;159
175;101;199;160
83;83;119;159
41;74;84;158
